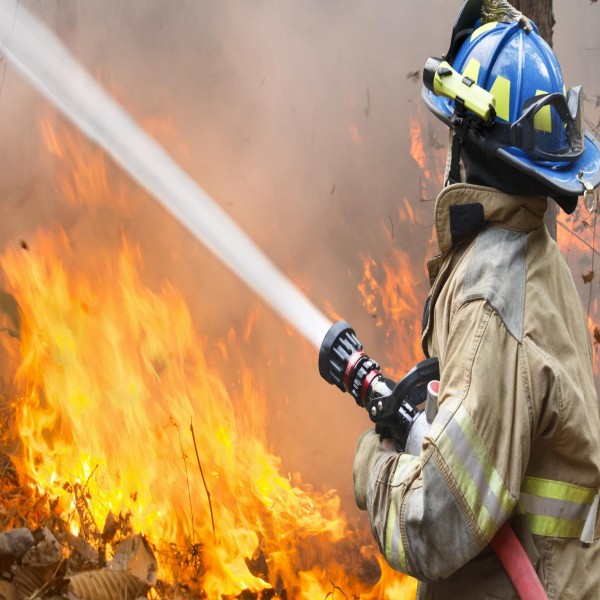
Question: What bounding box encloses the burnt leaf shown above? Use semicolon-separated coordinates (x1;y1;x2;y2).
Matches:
101;512;118;544
13;562;65;599
109;535;157;587
594;327;600;346
0;580;16;600
583;271;595;284
67;570;149;600
0;528;34;563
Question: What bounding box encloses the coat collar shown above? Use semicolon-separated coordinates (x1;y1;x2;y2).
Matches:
434;183;548;256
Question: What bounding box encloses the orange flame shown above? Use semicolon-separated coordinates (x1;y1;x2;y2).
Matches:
409;117;430;181
358;237;425;380
409;108;448;200
350;124;363;145
0;116;420;597
557;209;600;377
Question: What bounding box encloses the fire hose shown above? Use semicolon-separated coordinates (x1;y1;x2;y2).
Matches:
319;320;549;600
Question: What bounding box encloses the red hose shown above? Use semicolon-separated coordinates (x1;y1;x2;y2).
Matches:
491;523;548;600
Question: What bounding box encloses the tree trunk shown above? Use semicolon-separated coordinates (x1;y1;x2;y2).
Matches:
512;0;557;240
511;0;555;46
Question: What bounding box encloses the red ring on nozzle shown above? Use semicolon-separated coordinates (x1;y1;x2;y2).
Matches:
343;351;366;392
361;369;382;406
428;380;440;396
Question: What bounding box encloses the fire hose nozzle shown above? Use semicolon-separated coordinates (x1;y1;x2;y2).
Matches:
319;320;440;451
318;320;362;391
318;320;386;407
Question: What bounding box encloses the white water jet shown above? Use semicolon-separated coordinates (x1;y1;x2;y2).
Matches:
0;0;332;349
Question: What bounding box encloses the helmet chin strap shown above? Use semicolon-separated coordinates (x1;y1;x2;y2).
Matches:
446;130;463;186
445;114;471;186
443;130;455;186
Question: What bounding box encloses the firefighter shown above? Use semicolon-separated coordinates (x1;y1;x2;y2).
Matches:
352;0;600;597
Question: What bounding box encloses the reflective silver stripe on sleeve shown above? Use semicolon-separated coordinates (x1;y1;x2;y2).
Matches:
520;492;592;522
385;485;407;572
367;452;419;562
436;404;515;541
518;476;598;539
404;460;483;580
443;416;510;527
426;397;461;442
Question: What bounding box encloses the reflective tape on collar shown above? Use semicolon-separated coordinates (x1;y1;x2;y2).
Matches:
518;476;597;538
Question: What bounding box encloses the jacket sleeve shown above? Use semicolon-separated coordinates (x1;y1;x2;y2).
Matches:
353;299;531;581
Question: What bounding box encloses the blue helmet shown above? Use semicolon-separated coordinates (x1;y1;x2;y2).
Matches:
422;0;600;212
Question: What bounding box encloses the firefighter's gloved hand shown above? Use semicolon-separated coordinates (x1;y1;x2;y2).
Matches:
353;429;394;510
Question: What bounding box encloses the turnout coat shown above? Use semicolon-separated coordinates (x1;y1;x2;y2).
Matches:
353;184;600;599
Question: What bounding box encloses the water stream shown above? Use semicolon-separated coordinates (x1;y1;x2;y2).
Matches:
0;0;332;349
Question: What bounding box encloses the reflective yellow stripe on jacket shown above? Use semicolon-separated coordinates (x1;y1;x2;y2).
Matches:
518;476;597;538
434;401;516;542
383;453;420;571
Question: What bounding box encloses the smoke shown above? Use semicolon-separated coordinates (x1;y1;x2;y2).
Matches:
0;0;598;518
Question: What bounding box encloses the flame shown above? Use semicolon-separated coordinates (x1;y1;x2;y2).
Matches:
557;209;600;376
409;108;448;200
409;117;430;181
0;116;420;597
358;235;425;380
40;118;112;210
350;124;363;145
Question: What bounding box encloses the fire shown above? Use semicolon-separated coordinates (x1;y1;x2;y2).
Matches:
0;116;420;597
358;235;425;380
2;231;342;594
350;123;363;145
409;117;430;181
409;108;448;202
557;208;600;377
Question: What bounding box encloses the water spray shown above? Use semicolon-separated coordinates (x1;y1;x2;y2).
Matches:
0;0;442;453
0;0;331;350
0;0;439;447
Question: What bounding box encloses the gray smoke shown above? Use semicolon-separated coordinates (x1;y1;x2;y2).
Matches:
0;0;596;514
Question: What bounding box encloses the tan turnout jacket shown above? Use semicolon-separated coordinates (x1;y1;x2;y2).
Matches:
353;184;600;599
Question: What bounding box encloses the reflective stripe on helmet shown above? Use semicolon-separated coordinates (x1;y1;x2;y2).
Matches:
462;57;481;85
517;476;597;538
533;90;552;133
490;76;511;122
470;21;498;42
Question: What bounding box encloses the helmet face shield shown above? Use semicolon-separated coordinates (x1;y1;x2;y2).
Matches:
508;87;585;162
